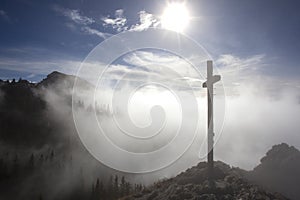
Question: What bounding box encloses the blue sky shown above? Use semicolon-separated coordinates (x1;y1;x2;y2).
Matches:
0;0;300;82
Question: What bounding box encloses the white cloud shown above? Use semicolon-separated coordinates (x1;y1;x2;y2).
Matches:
214;77;300;170
102;9;160;32
115;9;124;18
129;11;160;32
54;6;161;39
102;9;127;32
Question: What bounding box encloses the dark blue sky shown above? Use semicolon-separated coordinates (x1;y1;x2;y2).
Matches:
0;0;300;81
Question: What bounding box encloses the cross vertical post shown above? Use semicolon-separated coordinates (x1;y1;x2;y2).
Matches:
202;60;221;182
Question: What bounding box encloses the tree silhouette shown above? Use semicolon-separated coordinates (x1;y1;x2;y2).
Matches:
28;153;35;169
114;175;119;198
12;154;19;175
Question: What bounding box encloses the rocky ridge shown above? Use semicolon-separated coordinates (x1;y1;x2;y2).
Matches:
128;161;288;200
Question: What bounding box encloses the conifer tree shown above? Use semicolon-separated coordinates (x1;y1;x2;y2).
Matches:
114;175;119;198
29;153;34;168
120;176;126;196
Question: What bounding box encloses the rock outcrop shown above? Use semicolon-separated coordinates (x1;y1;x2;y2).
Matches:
247;143;300;200
128;161;288;200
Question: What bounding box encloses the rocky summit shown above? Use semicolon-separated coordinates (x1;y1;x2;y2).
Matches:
248;143;300;200
127;161;288;200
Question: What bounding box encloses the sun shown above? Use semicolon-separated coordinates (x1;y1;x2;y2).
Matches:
161;2;190;33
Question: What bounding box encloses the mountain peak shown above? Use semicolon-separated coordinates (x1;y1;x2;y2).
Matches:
37;71;92;91
47;71;65;77
249;143;300;199
260;143;300;166
38;71;70;86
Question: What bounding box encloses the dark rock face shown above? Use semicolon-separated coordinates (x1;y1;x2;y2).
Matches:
128;161;288;200
247;143;300;200
37;71;91;90
0;77;47;147
37;71;76;90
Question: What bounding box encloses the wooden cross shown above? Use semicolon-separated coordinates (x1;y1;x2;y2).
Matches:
202;60;221;181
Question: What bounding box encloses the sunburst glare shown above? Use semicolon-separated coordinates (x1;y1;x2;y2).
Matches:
161;2;190;33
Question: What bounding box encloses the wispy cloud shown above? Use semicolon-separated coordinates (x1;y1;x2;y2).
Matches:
214;53;300;98
214;54;265;94
0;46;81;76
53;6;94;25
96;52;300;98
97;50;205;92
122;51;203;83
53;6;161;40
81;26;111;39
0;10;11;22
216;54;265;73
118;52;298;97
0;57;80;75
123;50;181;66
53;5;109;39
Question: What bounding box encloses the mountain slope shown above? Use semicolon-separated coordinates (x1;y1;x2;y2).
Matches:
0;71;92;148
0;71;117;200
129;161;288;200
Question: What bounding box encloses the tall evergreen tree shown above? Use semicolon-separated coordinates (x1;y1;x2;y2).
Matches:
29;153;35;169
13;154;19;175
125;182;131;196
120;176;126;196
107;175;113;199
114;175;119;198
